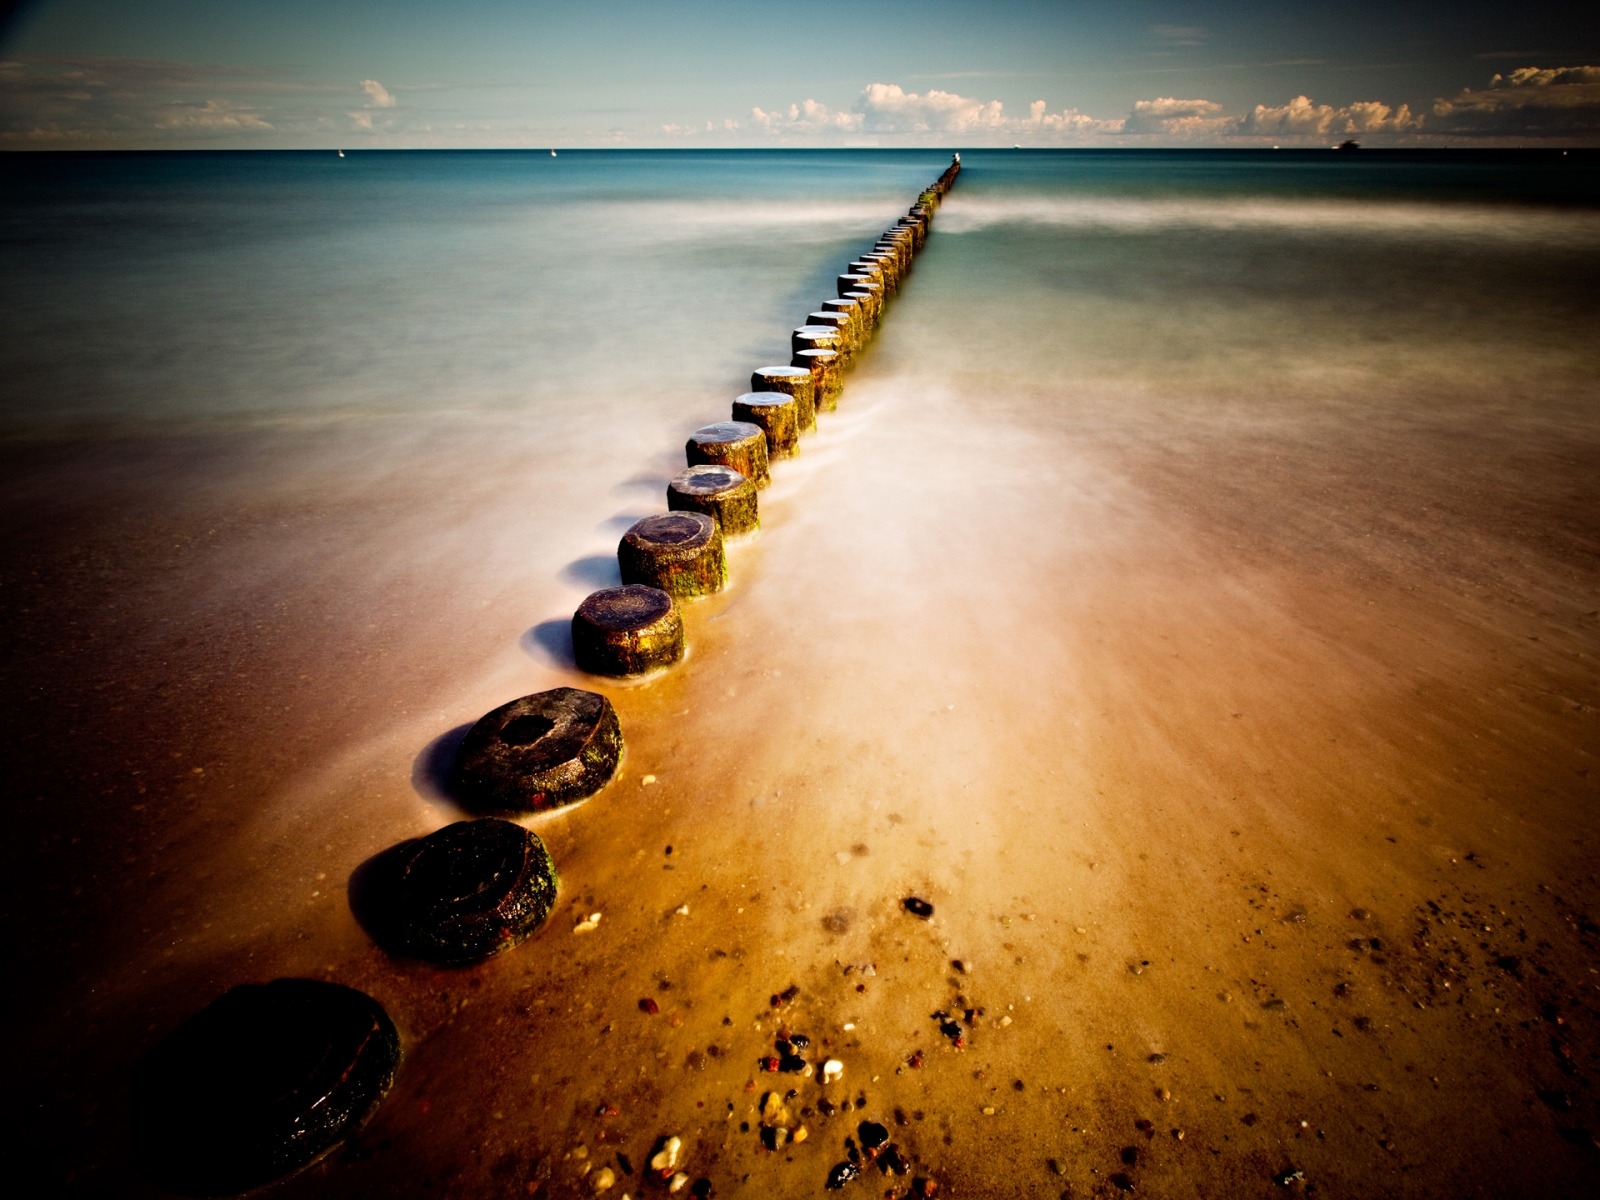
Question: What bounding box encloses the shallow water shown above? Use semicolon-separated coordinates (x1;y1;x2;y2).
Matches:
3;150;1599;1198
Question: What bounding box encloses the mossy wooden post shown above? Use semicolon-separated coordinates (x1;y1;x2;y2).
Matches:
668;463;759;533
132;979;400;1197
352;818;560;965
572;584;684;676
792;323;841;357
806;311;853;361
848;259;889;291
860;253;898;289
792;348;841;412
844;289;878;331
454;687;623;813
686;420;769;488
619;512;726;598
820;296;864;338
751;365;816;432
732;391;800;460
879;232;914;273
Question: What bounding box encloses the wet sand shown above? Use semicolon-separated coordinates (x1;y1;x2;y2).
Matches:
5;232;1600;1198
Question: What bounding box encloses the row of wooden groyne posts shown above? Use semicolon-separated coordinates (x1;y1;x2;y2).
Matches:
128;156;961;1197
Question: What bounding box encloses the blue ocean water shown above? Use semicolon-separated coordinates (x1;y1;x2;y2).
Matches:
2;149;1595;435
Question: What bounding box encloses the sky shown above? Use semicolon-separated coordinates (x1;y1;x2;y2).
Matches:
1;0;1597;149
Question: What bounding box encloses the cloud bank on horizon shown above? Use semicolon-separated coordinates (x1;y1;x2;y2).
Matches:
3;59;1598;148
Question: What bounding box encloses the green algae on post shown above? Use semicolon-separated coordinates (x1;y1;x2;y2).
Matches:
792;348;841;412
619;511;727;598
454;687;623;813
668;463;759;534
792;324;842;357
572;583;685;675
750;366;816;433
733;391;800;460
353;818;559;965
132;978;400;1196
686;420;770;488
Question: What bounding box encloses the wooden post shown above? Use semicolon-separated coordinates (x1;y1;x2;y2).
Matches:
732;391;800;459
572;584;685;675
619;511;727;597
751;365;817;432
686;420;770;488
792;348;841;411
132;979;401;1196
454;687;623;812
353;818;559;964
669;463;759;532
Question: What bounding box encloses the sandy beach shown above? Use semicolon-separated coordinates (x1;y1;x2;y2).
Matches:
3;158;1598;1199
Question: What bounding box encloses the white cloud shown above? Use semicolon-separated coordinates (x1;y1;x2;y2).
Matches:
1122;97;1230;137
1027;99;1124;137
749;98;863;135
855;83;1007;134
1236;95;1419;138
347;110;373;130
360;78;395;108
154;99;271;131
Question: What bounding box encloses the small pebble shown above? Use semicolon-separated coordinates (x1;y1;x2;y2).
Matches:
981;1106;995;1116
904;896;934;919
825;1161;860;1189
592;1167;616;1193
668;1174;688;1193
823;1059;844;1084
573;912;602;934
641;774;657;785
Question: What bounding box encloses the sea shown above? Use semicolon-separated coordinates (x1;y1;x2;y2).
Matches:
2;149;1598;1198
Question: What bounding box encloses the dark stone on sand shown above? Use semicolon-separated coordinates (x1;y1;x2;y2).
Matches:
573;584;684;675
619;512;727;598
353;818;559;965
858;1121;889;1150
132;978;399;1196
454;687;623;813
826;1161;861;1189
686;420;770;488
669;464;759;535
904;896;934;919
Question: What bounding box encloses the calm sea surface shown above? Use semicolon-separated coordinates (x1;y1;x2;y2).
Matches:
3;149;1596;435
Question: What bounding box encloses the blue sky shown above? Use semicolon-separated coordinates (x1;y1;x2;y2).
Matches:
2;1;1597;147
